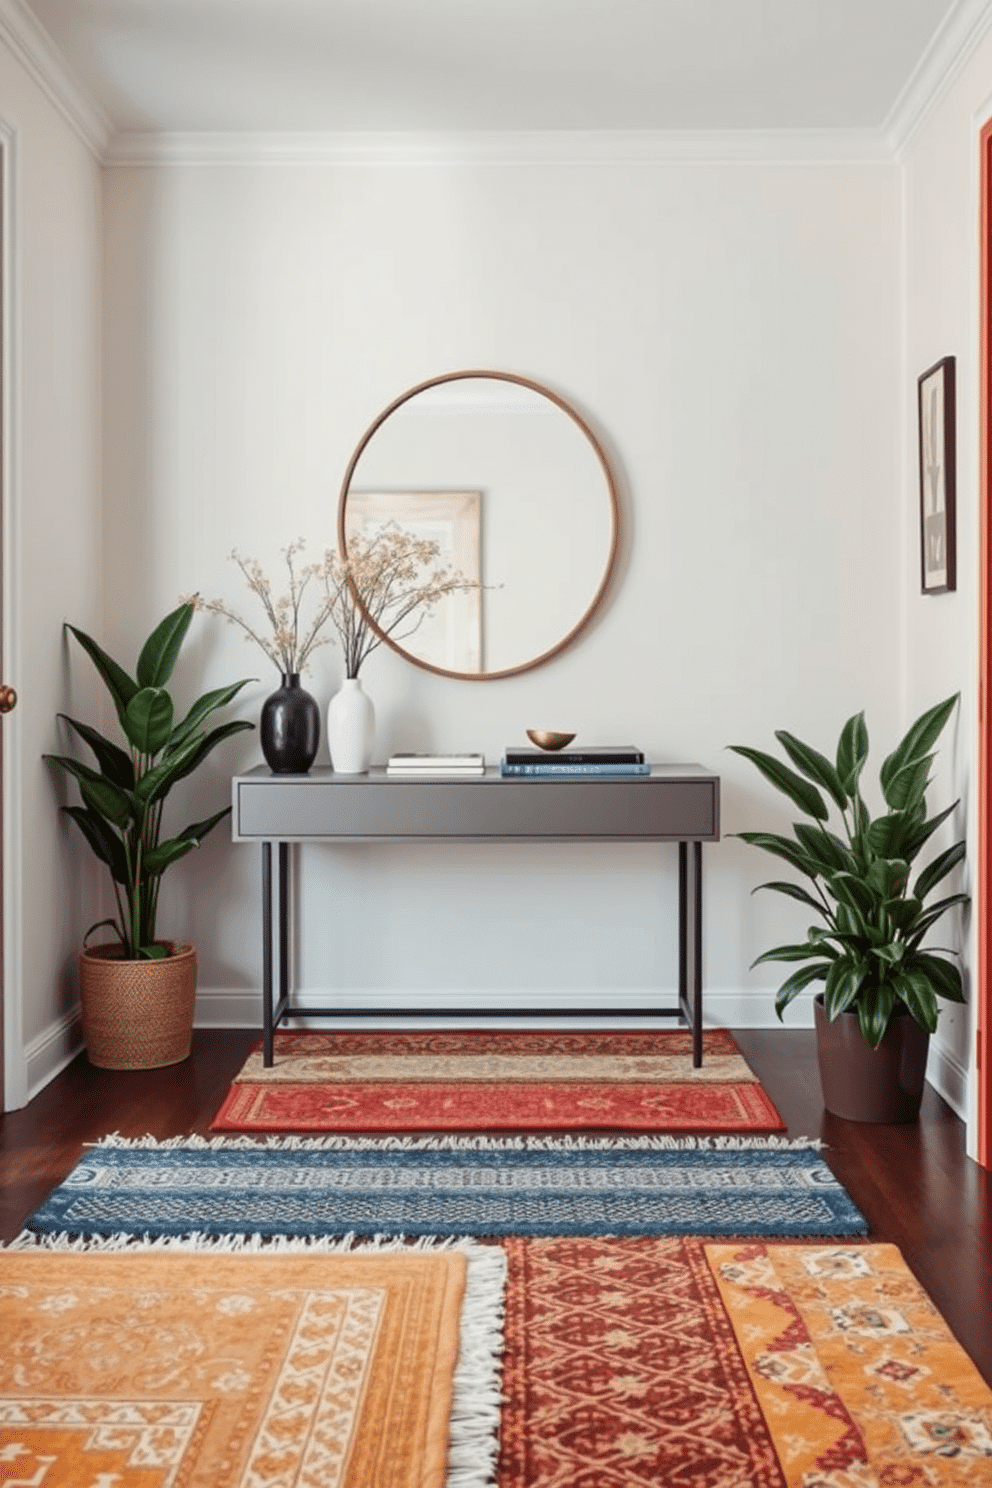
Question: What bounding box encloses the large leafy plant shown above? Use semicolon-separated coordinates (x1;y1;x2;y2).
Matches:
730;695;967;1049
46;602;254;959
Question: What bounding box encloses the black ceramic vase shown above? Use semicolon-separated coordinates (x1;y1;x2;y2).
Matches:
260;673;320;774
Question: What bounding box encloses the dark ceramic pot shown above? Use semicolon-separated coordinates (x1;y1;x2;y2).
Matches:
260;673;320;774
813;992;930;1123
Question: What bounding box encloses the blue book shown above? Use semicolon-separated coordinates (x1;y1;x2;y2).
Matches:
501;761;652;777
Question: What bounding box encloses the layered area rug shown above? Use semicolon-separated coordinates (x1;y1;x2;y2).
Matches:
24;1133;867;1240
497;1237;992;1487
0;1239;507;1488
210;1028;786;1133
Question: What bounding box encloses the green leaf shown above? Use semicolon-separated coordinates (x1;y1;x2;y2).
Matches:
827;871;877;923
914;952;965;1003
63;806;128;883
752;942;837;968
57;715;135;789
865;858;909;901
752;880;827;914
913;840;966;902
132;732;207;805
46;747;133;827
774;731;848;811
138;943;169;960
136;602;194;689
823;957;868;1019
735;831;822;879
176;805;232;843
882;754;933;814
168;678;255;752
873;941;905;966
884;896;923;933
906;892;970;946
892;967;939;1033
162;718;255;784
880;694;959;796
123;688;174;757
858;983;896;1049
78;775;133;828
729;745;829;820
66;623;137;724
836;711;869;794
143;836;199;876
866;811;911;859
774;961;832;1017
793;823;851;875
142;807;232;876
900;801;958;864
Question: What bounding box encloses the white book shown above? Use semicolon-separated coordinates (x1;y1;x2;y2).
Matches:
387;752;485;769
387;767;485;777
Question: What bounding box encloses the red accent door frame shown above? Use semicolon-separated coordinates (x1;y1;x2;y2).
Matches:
978;117;992;1167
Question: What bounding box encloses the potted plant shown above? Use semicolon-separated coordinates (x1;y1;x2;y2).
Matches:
730;695;967;1122
46;601;254;1068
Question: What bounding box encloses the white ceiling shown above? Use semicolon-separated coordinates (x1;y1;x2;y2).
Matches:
13;0;978;139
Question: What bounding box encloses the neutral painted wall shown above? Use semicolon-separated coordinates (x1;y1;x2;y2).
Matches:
0;35;103;1104
98;150;908;1049
900;31;992;1152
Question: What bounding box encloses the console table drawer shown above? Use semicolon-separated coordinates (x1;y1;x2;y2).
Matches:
233;768;720;843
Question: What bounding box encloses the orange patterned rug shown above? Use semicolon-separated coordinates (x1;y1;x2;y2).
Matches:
0;1240;506;1488
498;1238;992;1486
211;1028;785;1133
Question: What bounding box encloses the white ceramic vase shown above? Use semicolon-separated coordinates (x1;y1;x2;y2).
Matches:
327;676;375;774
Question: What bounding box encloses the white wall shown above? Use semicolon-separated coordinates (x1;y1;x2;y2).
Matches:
99;148;907;1040
0;35;103;1105
900;33;992;1151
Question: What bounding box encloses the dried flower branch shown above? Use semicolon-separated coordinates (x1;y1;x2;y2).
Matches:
320;525;479;678
191;540;334;677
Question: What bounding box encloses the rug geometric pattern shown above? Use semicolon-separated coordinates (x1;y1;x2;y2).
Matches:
0;1245;474;1488
496;1238;992;1487
23;1133;868;1240
210;1028;786;1134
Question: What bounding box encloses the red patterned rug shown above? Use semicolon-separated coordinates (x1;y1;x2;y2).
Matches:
210;1028;785;1133
497;1237;992;1487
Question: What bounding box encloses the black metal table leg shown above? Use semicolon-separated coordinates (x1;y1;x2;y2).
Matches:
262;841;273;1067
678;840;688;1029
692;841;703;1068
278;841;290;1023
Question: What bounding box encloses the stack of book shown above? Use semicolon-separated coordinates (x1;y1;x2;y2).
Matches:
500;745;650;777
386;752;485;777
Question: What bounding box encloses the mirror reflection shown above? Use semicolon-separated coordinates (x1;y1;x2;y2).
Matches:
337;372;620;680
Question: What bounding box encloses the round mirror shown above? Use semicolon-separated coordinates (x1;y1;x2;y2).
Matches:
336;370;621;681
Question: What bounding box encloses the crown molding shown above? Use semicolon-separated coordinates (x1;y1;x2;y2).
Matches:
0;0;111;159
884;0;992;156
105;126;895;169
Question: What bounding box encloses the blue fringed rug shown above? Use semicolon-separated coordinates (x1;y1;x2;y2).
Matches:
23;1134;868;1241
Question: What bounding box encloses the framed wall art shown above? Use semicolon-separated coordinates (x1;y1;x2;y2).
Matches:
918;354;956;594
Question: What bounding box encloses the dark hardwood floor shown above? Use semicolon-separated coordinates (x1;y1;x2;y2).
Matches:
1;1026;990;1385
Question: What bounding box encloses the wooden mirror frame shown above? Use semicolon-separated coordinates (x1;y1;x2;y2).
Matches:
336;369;621;681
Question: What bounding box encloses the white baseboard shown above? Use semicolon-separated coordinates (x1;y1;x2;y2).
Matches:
924;1038;970;1122
24;1007;83;1103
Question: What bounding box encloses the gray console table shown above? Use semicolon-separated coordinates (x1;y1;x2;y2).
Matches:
232;764;720;1068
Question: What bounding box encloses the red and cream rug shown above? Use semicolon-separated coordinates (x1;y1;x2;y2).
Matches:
210;1028;785;1134
497;1237;992;1487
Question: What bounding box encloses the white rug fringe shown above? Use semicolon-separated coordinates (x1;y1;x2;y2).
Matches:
86;1130;822;1153
2;1230;507;1488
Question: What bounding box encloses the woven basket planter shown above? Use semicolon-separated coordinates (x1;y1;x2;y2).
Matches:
79;940;197;1070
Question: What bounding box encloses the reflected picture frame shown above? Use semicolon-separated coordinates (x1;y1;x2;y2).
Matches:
918;355;956;594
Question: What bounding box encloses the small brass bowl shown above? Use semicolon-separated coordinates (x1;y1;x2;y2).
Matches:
526;729;576;752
